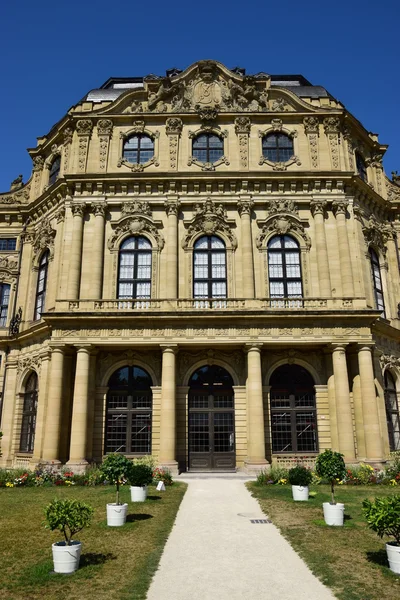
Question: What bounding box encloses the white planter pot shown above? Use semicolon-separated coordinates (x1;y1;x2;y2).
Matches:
130;485;148;502
291;485;309;501
386;542;400;574
52;541;81;574
106;503;128;526
323;502;344;526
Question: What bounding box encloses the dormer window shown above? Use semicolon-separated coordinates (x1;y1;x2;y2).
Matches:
356;153;367;182
49;156;61;186
192;134;224;164
123;134;154;164
262;133;294;163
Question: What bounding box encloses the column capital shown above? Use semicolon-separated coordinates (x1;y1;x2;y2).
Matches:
245;343;263;353
332;199;349;216
92;202;107;217
357;343;375;352
310;198;327;216
330;343;348;352
49;343;66;352
71;203;86;218
238;198;254;216
74;344;93;354
160;344;178;354
165;199;180;216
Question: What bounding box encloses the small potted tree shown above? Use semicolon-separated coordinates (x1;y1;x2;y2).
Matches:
100;453;132;526
363;495;400;574
288;464;313;501
315;449;346;526
128;463;153;501
44;498;94;574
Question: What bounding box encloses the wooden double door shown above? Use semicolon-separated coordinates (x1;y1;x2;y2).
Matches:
188;365;235;471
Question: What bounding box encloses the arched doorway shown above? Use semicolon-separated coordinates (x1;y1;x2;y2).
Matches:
188;365;235;471
105;366;153;454
269;364;317;454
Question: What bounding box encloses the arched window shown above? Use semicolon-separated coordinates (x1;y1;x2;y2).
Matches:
193;236;226;302
118;237;152;299
369;248;385;317
262;133;293;163
105;366;153;454
384;371;400;451
0;283;10;327
49;156;61;186
192;134;224;164
20;372;38;453
356;153;367;182
123;135;154;164
34;250;49;321
270;364;317;453
268;235;302;305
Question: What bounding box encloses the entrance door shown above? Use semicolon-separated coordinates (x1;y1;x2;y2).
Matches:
188;365;235;471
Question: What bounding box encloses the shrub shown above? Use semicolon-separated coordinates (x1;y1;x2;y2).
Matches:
44;498;94;546
100;453;133;505
152;467;173;486
255;465;289;485
363;495;400;545
128;463;153;487
315;449;346;504
288;465;313;487
133;455;158;470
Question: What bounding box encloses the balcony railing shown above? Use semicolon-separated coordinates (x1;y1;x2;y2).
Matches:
53;297;368;313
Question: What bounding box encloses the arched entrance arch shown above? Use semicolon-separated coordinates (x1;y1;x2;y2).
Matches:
105;365;153;454
269;363;318;454
188;365;235;471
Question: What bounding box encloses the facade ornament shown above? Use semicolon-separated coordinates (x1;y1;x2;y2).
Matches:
258;122;300;170
121;200;152;218
266;198;298;217
55;206;66;223
76;120;93;172
118;126;160;171
271;97;288;112
97;119;113;136
108;217;164;251
304;118;319;168
196;106;219;127
165;199;181;216
63;127;74;144
332;199;349;215
303;117;319;134
126;99;144;114
17;354;42;375
92;203;107;218
379;354;400;370
235;117;251;169
165;117;183;135
234;117;251;134
130;120;145;133
10;175;23;191
387;177;400;202
71;203;85;218
62;128;74;174
76;119;93;136
392;171;400;187
342;127;355;171
323;117;341;134
182;197;237;249
0;184;30;205
97;120;113;171
31;219;56;257
0;256;18;272
310;199;327;216
270;119;283;132
237;198;253;216
187;126;229;171
324;118;341;170
362;215;392;255
32;156;45;172
256;216;311;250
9;307;22;336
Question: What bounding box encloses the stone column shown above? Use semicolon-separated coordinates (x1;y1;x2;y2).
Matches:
66;345;91;471
42;346;65;463
325;350;339;451
238;197;255;299
91;203;106;299
0;355;18;467
245;344;268;470
331;344;355;461
311;199;331;297
358;345;384;464
66;203;85;300
31;351;51;464
333;200;354;297
159;345;178;473
165;198;180;299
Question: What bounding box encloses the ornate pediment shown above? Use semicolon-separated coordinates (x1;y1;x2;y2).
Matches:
0;255;18;273
362;215;393;255
257;201;310;250
182;197;237;249
0;182;31;205
120;199;152;218
108;209;164;251
29;219;56;257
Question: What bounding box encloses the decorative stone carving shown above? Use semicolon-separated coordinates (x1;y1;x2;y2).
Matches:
55;207;66;223
234;117;251;134
76;120;93;172
10;175;23;191
379;354;400;370
182;197;237;249
332;199;348;215
178;348;245;383
108;217;164;251
392;171;400;187
256;217;311;249
17;354;42;375
97;349;161;384
0;256;18;272
271;97;289;112
323;118;341;170
362;215;393;255
71;203;85;218
258;121;300;170
234;117;251;169
129;120;145;133
97;120;113;171
121;200;152;218
118;125;160;172
303;117;319;169
310;199;327;216
165;118;183;170
267;198;298;217
31;219;56;257
342;127;354;172
237;199;253;216
0;184;30;205
32;156;45;172
97;119;113;136
165;118;183;135
303;117;319;134
76;119;93;136
92;203;107;217
387;177;400;201
323;117;341;134
165;199;180;216
63;127;74;144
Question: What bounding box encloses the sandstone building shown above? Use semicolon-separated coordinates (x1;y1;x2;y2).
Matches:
0;60;399;473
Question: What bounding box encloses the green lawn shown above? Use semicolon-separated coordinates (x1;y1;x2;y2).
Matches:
248;483;400;600
0;483;186;600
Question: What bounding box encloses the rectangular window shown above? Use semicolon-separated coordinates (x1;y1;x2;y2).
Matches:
0;284;10;327
0;238;17;251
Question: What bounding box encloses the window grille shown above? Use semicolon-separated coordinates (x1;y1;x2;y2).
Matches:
123;135;154;164
192;134;224;163
262;133;294;162
118;237;152;299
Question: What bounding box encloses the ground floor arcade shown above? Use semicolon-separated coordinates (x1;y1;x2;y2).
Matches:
0;327;395;472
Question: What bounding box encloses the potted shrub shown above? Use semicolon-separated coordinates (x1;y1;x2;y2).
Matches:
315;449;346;526
44;498;94;574
363;494;400;574
128;463;153;501
100;453;132;526
288;464;313;501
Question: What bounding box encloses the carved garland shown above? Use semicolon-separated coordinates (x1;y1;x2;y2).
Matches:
323;117;341;170
303;117;319;168
118;121;160;172
234;117;251;170
258;120;301;171
165;117;183;171
76;119;93;172
97;119;113;171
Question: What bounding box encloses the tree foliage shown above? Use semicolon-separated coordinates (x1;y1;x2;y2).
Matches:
44;498;94;545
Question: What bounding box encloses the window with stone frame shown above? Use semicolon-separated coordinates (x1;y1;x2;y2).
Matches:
384;371;400;451
123;134;154;164
192;133;224;164
49;156;61;186
193;236;227;302
267;235;303;306
262;133;294;163
0;283;11;327
356;152;368;182
117;236;152;299
19;372;38;453
34;250;49;321
369;247;386;317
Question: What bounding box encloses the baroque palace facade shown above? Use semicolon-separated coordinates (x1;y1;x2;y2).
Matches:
0;60;399;474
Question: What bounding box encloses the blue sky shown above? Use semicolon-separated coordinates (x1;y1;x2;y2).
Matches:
0;0;398;192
